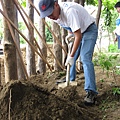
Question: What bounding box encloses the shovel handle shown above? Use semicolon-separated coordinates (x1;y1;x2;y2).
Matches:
66;63;70;86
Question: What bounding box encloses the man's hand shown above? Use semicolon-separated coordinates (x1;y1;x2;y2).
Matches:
65;55;74;66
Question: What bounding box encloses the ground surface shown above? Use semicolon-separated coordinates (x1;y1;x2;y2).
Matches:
0;44;120;120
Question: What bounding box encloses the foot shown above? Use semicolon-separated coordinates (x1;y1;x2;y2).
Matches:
84;91;97;106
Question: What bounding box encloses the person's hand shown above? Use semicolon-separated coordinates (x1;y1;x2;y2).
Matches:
65;55;74;66
114;37;117;42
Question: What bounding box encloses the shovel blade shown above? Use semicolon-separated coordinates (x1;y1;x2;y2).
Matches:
58;82;68;89
57;81;77;89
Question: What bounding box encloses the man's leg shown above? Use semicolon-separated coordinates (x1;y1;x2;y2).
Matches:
80;24;98;94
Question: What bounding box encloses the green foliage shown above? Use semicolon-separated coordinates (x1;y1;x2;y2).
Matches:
108;43;120;53
0;19;3;41
95;0;118;32
18;22;26;44
0;19;26;44
18;21;53;44
86;0;97;6
99;96;117;116
102;0;114;26
103;7;112;26
93;52;118;76
100;79;105;83
102;0;117;10
115;69;120;75
45;21;53;43
18;0;26;7
18;22;26;31
112;87;120;95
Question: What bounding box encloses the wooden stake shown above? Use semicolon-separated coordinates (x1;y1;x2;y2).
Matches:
13;0;52;71
28;0;67;55
14;0;64;70
0;0;29;80
0;9;52;71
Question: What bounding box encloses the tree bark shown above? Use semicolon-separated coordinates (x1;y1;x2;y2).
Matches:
52;21;62;71
3;0;18;83
61;28;68;66
74;0;84;71
61;0;69;67
14;6;26;80
26;0;36;76
37;18;46;74
96;0;102;28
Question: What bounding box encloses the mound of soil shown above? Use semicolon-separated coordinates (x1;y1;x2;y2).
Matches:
0;80;97;120
0;67;120;120
0;45;120;120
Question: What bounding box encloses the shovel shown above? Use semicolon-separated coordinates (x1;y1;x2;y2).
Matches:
58;41;77;89
66;63;70;86
58;63;70;89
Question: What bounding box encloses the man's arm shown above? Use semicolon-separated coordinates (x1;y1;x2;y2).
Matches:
65;29;82;66
70;29;82;57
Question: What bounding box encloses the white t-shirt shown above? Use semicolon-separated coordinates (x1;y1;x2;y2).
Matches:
54;2;95;33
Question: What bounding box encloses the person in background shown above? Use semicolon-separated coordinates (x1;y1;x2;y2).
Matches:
38;0;98;105
114;2;120;49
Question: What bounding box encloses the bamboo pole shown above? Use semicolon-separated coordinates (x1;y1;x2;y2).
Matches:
0;9;52;72
14;0;64;70
13;0;52;71
0;0;29;80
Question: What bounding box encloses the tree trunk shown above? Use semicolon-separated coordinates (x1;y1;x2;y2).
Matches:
96;0;102;28
61;0;69;67
3;0;18;83
61;28;68;66
74;0;84;71
52;21;62;71
37;18;46;74
26;0;36;76
14;6;26;80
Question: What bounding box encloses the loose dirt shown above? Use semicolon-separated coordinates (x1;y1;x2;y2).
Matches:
0;44;120;120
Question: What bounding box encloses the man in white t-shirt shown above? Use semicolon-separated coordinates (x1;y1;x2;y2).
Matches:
114;2;120;49
39;0;98;105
